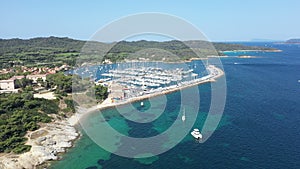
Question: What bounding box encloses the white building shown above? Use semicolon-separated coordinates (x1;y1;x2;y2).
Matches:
0;79;15;90
26;74;47;83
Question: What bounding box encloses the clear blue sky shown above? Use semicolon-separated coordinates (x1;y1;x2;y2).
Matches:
1;0;299;41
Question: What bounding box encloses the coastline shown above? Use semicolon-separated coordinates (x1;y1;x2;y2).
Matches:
221;49;282;53
69;65;224;126
0;65;224;169
237;55;258;58
0;118;79;169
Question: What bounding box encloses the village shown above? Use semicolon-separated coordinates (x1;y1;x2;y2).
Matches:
0;64;70;94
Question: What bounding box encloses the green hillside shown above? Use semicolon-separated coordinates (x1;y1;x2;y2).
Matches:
0;37;276;68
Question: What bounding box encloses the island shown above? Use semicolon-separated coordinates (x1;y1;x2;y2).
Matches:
286;38;300;44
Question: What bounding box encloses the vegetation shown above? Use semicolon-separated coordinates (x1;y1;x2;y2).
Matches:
63;98;76;113
84;84;109;103
0;92;58;153
0;72;15;80
0;71;101;154
83;40;276;63
45;72;94;97
46;72;73;95
15;78;33;89
0;36;84;68
0;37;277;68
212;42;273;51
94;85;108;101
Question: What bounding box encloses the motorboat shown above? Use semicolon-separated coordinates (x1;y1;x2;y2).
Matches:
191;129;202;140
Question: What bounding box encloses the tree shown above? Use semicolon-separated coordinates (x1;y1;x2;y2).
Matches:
36;77;45;86
0;93;53;153
94;85;108;101
46;72;73;94
15;78;33;89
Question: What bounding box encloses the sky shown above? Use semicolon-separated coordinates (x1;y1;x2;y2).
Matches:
0;0;300;41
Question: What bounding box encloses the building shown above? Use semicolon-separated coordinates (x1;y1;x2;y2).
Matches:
26;74;47;83
9;75;25;80
0;79;15;90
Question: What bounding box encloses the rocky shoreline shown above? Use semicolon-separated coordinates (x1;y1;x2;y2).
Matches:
0;120;79;169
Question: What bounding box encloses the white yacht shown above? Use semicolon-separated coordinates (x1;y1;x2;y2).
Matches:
191;129;202;140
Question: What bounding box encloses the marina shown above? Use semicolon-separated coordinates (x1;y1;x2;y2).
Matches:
93;63;222;103
68;62;224;127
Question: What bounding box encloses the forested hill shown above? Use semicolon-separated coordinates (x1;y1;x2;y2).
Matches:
0;37;276;68
0;36;85;54
0;37;86;68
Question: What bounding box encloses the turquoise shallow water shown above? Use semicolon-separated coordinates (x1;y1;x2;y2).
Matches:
51;43;300;169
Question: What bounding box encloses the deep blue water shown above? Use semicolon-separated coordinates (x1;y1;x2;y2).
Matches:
51;43;300;169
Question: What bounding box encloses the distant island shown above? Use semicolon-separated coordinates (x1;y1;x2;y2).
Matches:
0;37;278;68
286;38;300;44
250;38;280;42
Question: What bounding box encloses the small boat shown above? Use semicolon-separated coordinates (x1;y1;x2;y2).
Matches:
191;129;202;140
140;101;144;107
181;108;186;122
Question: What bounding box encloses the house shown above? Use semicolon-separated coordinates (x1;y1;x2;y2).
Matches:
26;74;47;83
0;79;15;90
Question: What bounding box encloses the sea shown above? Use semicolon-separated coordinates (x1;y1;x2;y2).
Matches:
51;42;300;169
